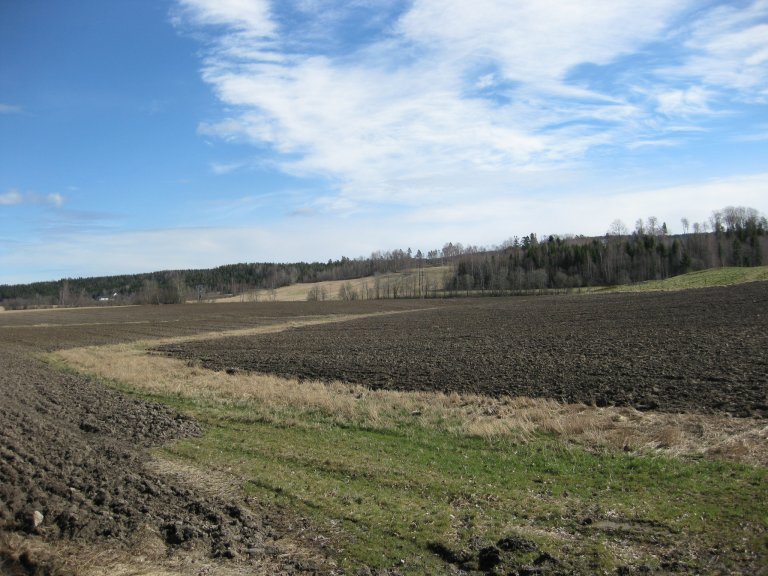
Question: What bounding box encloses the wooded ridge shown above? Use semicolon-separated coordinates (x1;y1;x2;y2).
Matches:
1;206;765;308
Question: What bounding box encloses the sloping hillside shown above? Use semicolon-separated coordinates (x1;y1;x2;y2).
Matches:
609;266;768;292
212;266;451;302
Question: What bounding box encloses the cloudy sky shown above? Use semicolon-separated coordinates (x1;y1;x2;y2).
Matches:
1;0;767;283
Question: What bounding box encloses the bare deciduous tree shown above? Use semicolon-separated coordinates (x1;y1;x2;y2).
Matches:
607;219;628;236
338;282;358;301
647;216;659;236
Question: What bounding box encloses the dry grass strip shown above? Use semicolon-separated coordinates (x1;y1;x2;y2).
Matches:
52;316;768;467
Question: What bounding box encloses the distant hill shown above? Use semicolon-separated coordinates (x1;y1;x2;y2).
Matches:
0;251;434;309
606;266;768;292
2;205;766;308
211;266;451;302
439;225;766;296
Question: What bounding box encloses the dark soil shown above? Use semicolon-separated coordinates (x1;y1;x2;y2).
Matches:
0;345;337;574
0;300;428;351
1;289;766;573
156;283;768;417
0;300;429;574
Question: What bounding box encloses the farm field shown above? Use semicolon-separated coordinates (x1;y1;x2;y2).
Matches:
0;299;431;350
209;266;451;303
1;285;767;575
0;299;432;575
157;282;768;418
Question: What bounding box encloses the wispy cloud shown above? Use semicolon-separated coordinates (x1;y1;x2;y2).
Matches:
665;0;768;99
173;0;768;221
655;86;712;117
210;160;247;174
396;1;686;84
46;192;64;208
734;130;768;143
175;0;275;35
0;190;23;206
0;103;22;114
0;189;64;207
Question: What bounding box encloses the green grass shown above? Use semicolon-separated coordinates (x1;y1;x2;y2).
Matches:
607;266;768;292
47;303;768;574
151;398;768;575
436;266;768;298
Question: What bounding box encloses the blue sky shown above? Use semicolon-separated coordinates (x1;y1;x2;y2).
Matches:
1;0;767;284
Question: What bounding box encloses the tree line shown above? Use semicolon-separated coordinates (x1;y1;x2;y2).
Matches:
443;206;766;295
1;206;765;308
0;251;422;309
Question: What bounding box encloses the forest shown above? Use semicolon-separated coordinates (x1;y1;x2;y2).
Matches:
0;250;418;308
442;206;766;295
1;206;765;308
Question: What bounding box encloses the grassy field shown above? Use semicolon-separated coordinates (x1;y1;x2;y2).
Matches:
162;411;763;574
52;309;768;575
211;266;451;303
605;265;768;292
213;265;768;303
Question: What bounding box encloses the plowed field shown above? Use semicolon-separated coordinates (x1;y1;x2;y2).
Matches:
1;285;766;574
0;300;427;574
157;282;768;418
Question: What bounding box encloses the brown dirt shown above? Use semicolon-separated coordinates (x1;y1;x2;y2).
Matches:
155;283;768;418
1;289;766;574
0;300;429;351
0;302;428;575
0;345;342;574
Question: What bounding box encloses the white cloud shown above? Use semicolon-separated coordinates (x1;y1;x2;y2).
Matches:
734;130;768;143
397;0;688;84
404;172;768;240
0;103;22;114
210;160;247;174
0;189;65;207
46;193;64;208
0;190;23;206
662;0;768;99
176;0;275;35
655;86;712;117
174;0;768;225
